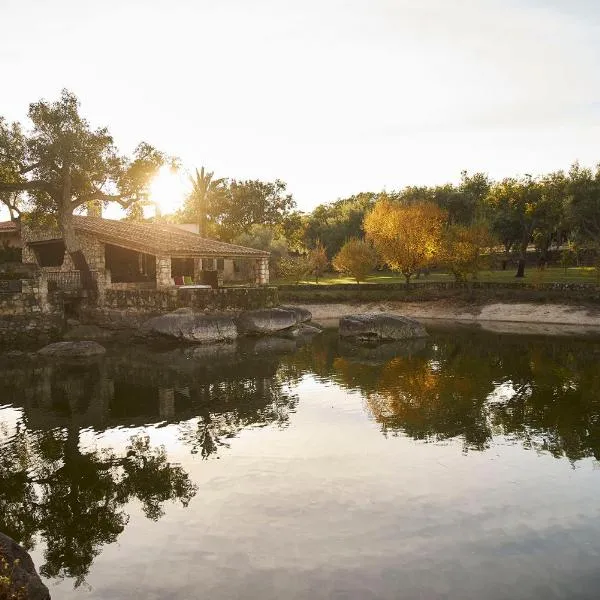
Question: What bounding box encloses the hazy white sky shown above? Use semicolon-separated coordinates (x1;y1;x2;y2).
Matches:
2;0;600;217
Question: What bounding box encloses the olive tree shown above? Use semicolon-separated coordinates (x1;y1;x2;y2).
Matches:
0;90;166;289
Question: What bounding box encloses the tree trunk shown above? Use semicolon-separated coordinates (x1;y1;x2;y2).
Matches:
60;211;96;292
515;258;525;278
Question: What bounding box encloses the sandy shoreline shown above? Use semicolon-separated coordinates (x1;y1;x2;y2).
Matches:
290;301;600;336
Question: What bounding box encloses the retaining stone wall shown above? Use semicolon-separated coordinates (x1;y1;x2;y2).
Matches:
0;277;64;347
82;286;279;329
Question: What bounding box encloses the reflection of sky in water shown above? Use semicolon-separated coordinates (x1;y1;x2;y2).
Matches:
1;328;600;599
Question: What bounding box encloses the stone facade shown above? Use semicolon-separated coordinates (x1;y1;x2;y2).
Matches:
156;256;172;288
255;257;269;285
20;222;270;292
81;286;280;329
0;275;64;347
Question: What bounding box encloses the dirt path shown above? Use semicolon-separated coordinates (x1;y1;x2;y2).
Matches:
290;301;600;334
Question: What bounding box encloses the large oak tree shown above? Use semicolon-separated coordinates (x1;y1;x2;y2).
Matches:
0;90;166;288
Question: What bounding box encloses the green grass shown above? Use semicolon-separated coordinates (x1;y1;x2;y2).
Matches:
274;266;599;286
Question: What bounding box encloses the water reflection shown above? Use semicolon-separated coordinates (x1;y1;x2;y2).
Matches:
0;339;299;586
283;328;600;460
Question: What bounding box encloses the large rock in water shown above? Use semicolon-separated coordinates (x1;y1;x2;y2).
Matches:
279;306;312;324
339;313;428;343
237;307;310;335
140;310;238;343
0;532;50;600
37;340;106;359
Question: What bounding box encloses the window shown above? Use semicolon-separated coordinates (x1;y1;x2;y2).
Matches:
216;258;225;271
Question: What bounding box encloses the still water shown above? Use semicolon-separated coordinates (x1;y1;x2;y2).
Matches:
1;325;600;599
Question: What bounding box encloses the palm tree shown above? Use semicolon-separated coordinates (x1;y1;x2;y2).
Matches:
188;167;225;237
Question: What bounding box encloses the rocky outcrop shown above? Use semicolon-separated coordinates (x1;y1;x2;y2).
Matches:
37;340;106;359
137;307;316;344
339;313;427;343
278;322;323;339
237;308;304;335
0;532;50;600
140;310;238;343
279;306;312;324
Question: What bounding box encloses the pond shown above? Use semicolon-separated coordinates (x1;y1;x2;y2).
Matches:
1;325;600;599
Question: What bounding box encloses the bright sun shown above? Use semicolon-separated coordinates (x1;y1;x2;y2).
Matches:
149;166;188;215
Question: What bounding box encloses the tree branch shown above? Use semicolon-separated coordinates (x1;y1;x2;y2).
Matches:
72;191;146;212
19;162;41;175
0;181;52;193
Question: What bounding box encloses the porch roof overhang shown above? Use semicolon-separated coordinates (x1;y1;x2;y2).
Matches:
28;216;269;259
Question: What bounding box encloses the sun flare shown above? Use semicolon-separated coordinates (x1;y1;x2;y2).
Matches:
149;166;188;215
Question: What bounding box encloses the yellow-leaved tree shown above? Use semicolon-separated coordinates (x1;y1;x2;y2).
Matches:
332;238;379;283
440;224;495;282
364;198;447;284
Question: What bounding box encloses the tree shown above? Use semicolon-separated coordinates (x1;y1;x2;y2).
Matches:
308;240;328;283
185;178;296;241
0;90;166;289
486;176;541;277
278;255;311;284
364;197;447;284
567;162;600;282
439;223;494;282
303;192;376;258
332;238;378;283
186;166;225;237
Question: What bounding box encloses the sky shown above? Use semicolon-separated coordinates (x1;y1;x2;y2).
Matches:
1;0;600;219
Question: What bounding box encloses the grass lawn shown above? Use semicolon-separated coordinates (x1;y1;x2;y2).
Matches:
274;267;600;286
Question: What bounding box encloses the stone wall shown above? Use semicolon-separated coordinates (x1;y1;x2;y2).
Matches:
0;276;64;347
81;286;280;329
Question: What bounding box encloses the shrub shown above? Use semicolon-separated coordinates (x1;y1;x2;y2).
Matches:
278;255;311;284
332;238;378;283
439;224;495;282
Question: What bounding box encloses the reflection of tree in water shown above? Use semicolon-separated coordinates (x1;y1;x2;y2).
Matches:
0;427;196;587
0;343;299;586
282;329;600;460
179;377;298;459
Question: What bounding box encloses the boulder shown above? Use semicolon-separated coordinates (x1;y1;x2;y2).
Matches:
236;308;299;335
37;340;106;359
0;532;50;600
278;323;323;339
279;305;312;324
140;312;238;343
339;313;428;343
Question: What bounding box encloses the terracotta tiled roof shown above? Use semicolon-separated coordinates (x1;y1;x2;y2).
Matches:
0;221;18;232
72;216;269;258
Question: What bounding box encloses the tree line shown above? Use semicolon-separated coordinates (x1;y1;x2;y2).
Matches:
2;90;600;285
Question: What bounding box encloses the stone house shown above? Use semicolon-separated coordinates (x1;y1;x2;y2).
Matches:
0;221;21;249
20;216;270;290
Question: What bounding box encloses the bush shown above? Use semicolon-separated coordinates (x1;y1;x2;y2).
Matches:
332;238;378;283
439;224;495;282
278;255;311;284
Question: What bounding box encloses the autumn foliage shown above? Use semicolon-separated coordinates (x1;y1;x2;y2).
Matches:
332;238;379;283
364;198;447;283
440;224;495;281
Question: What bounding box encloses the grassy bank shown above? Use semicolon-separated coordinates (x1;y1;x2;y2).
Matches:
274;266;599;287
278;279;600;306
